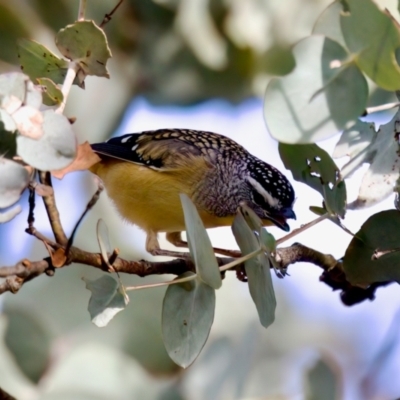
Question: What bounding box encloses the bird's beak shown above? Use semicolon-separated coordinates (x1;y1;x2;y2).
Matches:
265;208;296;232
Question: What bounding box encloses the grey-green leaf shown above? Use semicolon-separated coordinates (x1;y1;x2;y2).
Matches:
17;109;77;171
343;210;400;285
180;193;222;289
162;272;215;368
264;35;368;143
232;211;276;328
279;143;346;217
83;275;128;328
56;20;112;77
306;358;338;400
0;157;29;208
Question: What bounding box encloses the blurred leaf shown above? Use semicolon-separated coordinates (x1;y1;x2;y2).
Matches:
260;228;276;253
260;45;295;76
4;307;52;383
343;210;400;284
0;157;29;208
0;205;22;223
12;106;43;139
162;272;215;368
0;109;17;132
56;21;112;77
306;358;338;400
37;77;63;106
313;1;346;48
341;0;400;90
0;316;36;398
279;143;346;217
97;218;112;267
265;36;368;144
239;203;263;234
52;142;101;179
339;111;400;208
232;210;276;328
17;109;77;171
180;194;222;289
16;39;71;85
0;130;17;158
83;275;129;328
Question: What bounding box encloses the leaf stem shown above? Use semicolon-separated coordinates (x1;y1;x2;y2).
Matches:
56;62;79;114
125;273;197;291
78;0;87;21
219;248;261;272
276;213;329;245
365;102;400;115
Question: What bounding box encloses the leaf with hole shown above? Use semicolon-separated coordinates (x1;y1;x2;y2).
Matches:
232;209;276;328
264;35;368;144
343;210;400;285
180;194;222;289
83;275;129;327
36;77;63;106
162;272;215;367
56;21;112;77
279;143;346;217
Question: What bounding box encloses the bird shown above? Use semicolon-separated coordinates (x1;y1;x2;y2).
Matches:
89;128;296;258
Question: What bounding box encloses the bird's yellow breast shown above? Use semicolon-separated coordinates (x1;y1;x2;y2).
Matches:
90;158;235;233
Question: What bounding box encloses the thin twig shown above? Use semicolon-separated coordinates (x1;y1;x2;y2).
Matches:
276;213;329;245
364;102;400;115
65;183;104;257
56;62;80;114
38;171;68;245
27;185;35;231
99;0;124;28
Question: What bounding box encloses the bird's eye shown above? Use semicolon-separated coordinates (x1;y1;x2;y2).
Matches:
251;188;270;210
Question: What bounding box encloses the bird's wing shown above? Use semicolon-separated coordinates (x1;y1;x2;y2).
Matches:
91;129;229;170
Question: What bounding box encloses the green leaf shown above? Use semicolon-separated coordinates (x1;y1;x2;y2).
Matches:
313;1;346;48
36;77;63;106
231;211;276;328
180;194;222;290
306;359;338;400
335;110;400;208
17;109;77;171
341;0;400;90
56;20;112;77
264;35;368;144
0;157;29;209
343;210;400;285
260;228;276;253
162;272;215;368
279;143;346;217
16;39;71;85
83;275;129;328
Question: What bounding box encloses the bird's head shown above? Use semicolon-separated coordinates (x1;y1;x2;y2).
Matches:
245;160;296;232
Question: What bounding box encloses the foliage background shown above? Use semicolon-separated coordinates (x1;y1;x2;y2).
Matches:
1;0;400;399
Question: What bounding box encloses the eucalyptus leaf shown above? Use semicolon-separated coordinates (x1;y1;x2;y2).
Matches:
0;157;29;208
162;272;215;368
56;21;112;77
313;1;346;48
343;210;400;285
279;143;346;217
37;78;63;106
231;210;276;328
0;205;22;223
341;0;400;90
96;218;112;267
180;194;222;289
306;359;338;400
336;110;400;208
264;35;368;144
16;39;71;85
83;275;128;327
17;110;76;171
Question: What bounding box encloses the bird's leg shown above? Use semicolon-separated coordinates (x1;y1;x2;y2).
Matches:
145;231;190;258
166;232;241;258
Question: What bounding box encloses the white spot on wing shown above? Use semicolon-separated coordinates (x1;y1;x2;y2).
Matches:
121;136;131;143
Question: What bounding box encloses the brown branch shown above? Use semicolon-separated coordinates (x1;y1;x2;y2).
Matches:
38;171;68;245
